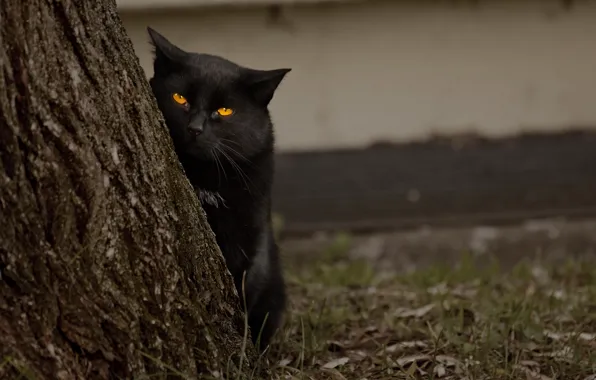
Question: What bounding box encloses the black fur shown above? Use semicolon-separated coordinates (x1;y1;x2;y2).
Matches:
146;27;290;349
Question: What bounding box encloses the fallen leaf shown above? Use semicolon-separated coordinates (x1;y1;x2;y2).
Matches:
348;350;368;361
544;330;596;342
394;304;435;318
322;357;349;369
579;332;596;341
385;340;428;353
435;355;462;368
396;354;431;367
434;364;447;377
515;365;553;380
320;368;348;380
526;371;552;380
427;282;448;295
451;285;478;298
520;360;540;367
533;346;573;360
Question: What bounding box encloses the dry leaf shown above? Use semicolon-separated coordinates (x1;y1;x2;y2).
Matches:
322;357;349;369
544;330;596;341
435;355;462;368
434;364;447;377
526;371;553;380
515;365;553;380
348;350;368;361
579;332;596;341
533;346;573;360
362;325;378;334
427;282;448;295
396;354;431;367
451;285;478;298
385;340;428;353
394;304;435;318
520;360;540;367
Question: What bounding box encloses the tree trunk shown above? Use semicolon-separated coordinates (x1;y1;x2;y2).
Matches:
0;1;257;379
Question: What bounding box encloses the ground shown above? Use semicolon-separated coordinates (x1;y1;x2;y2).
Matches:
258;230;596;380
3;227;595;379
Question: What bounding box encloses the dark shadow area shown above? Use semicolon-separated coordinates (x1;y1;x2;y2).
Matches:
273;130;596;236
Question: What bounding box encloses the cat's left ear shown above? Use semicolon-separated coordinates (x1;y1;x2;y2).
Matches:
244;68;291;106
147;27;188;65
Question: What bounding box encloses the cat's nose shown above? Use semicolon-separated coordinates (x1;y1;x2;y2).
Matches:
187;121;204;136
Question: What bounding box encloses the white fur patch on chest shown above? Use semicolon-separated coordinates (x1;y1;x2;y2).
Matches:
198;189;227;208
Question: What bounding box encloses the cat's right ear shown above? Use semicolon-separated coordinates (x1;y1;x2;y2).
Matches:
147;27;187;71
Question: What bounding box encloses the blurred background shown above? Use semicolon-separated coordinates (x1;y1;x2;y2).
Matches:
117;0;596;271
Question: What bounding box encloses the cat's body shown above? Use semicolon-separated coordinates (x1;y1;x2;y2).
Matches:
147;27;289;348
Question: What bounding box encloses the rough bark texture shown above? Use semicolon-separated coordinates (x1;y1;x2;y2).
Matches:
0;1;257;379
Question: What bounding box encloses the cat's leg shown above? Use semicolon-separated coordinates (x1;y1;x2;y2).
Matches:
241;227;286;349
247;266;286;350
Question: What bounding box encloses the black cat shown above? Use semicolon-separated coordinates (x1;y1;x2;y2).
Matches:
147;27;290;349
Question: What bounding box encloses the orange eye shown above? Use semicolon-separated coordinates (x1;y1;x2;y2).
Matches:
172;93;187;105
217;107;234;116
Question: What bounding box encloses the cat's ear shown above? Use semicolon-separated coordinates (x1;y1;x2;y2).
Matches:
243;68;291;106
147;27;187;69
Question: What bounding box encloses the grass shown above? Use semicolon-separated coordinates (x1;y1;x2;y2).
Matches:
258;240;596;380
3;230;595;380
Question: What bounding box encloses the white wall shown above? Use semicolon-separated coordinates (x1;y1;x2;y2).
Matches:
119;0;596;152
116;0;359;11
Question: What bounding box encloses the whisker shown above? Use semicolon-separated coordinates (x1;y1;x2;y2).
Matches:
211;147;226;186
219;137;242;147
217;146;255;195
220;142;255;166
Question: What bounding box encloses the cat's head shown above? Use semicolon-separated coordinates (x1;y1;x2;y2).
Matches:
147;27;290;162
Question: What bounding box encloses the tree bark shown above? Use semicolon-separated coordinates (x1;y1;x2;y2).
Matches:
0;1;257;379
